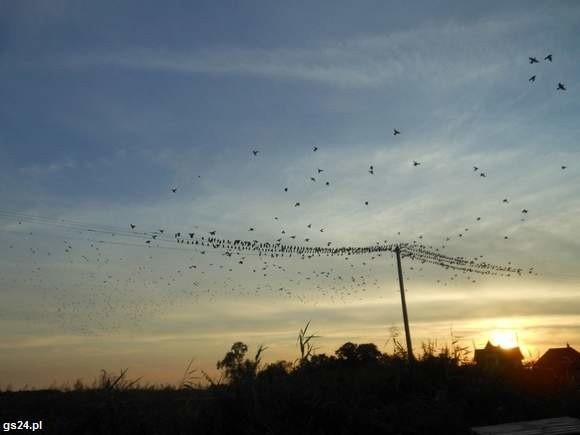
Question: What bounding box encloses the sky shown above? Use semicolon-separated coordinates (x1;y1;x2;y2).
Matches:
1;0;580;389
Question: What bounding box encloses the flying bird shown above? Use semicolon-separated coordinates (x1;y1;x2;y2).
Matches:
171;187;177;193
522;209;528;214
393;129;401;136
502;198;509;203
313;146;318;152
529;57;539;64
473;166;478;171
252;150;259;156
294;202;300;207
561;166;567;170
310;177;316;182
557;82;566;91
317;168;324;173
413;160;421;166
544;54;552;62
529;75;536;83
130;224;136;229
480;172;487;178
209;231;216;235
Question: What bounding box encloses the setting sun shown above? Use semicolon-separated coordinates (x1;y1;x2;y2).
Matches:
490;330;519;349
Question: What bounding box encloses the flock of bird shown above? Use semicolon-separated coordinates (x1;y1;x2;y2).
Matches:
527;54;566;91
0;54;572;335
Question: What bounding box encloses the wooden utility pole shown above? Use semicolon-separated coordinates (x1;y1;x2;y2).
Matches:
395;245;414;363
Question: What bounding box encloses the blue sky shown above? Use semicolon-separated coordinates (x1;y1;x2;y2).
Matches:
1;1;580;388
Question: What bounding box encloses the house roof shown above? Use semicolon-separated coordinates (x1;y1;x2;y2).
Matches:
474;341;524;361
535;345;580;370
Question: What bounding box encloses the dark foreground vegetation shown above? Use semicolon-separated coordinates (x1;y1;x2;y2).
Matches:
2;331;579;435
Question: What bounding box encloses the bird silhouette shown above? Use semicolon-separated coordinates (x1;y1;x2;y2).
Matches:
544;54;552;62
171;188;177;193
473;166;478;171
209;231;216;235
480;172;487;178
557;82;566;91
284;187;288;192
522;209;528;214
561;166;567;170
307;224;311;228
313;146;318;152
252;150;259;156
294;202;300;207
130;224;136;229
529;75;536;83
310;177;316;182
413;160;421;166
502;198;509;203
248;228;254;231
393;129;401;136
317;168;324;173
529;57;539;64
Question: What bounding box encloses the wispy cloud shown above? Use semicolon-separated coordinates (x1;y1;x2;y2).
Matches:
49;14;549;88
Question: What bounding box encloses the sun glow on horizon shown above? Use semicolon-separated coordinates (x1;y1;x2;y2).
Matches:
490;330;519;349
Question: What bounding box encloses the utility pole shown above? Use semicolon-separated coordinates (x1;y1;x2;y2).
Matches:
395;245;414;364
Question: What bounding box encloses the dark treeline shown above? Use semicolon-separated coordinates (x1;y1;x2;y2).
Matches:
1;334;579;435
